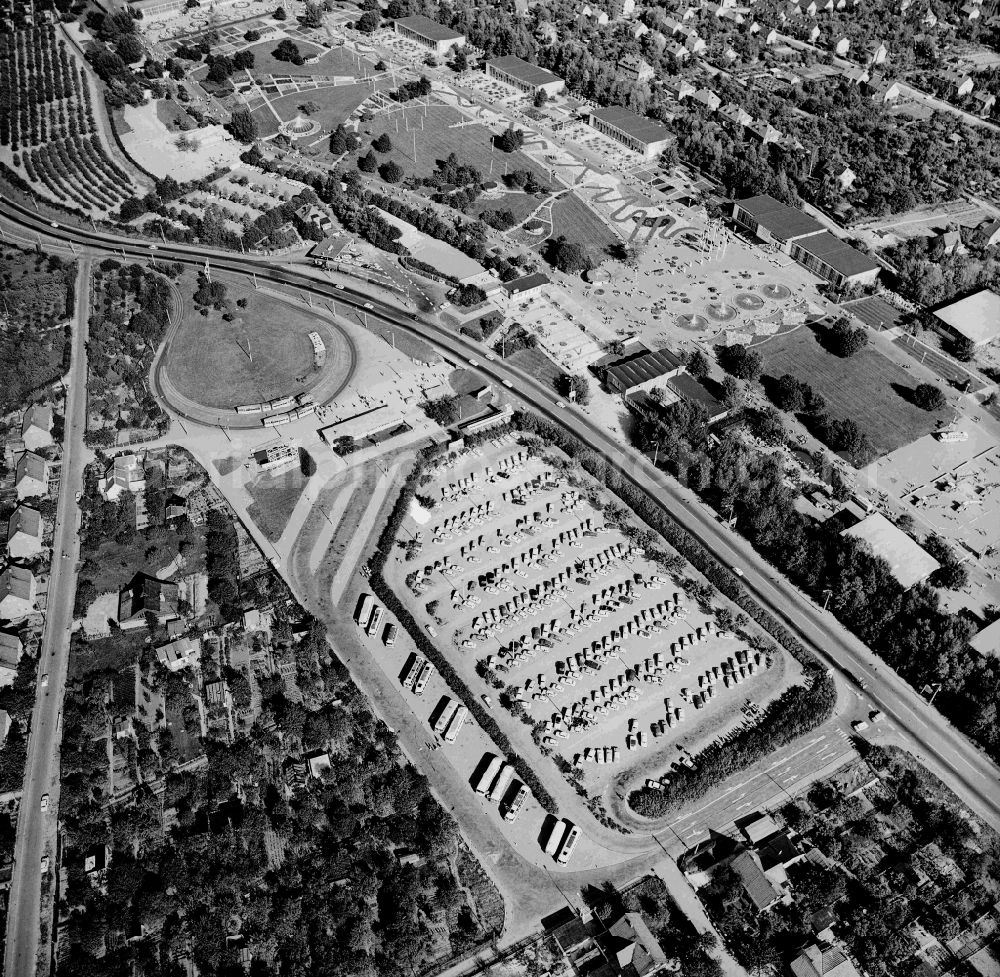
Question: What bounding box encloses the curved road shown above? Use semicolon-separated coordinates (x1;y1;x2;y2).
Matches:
2;195;1000;971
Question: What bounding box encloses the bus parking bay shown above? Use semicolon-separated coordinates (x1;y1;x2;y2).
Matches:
390;437;791;799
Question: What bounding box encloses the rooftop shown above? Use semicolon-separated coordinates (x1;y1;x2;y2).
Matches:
667;373;728;418
791;944;860;977
792;231;881;279
487;55;562;88
932;289;1000;346
970;617;1000;658
21;405;52;434
502;272;551;295
589;105;674;146
842;513;940;589
734;194;825;242
7;505;42;540
604;345;684;390
394;14;465;42
608;913;668;977
731;850;780;911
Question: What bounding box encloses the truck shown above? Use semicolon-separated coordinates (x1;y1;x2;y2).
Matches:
487;763;515;803
432;697;459;735
366;605;384;638
543;819;567;857
501;782;529;822
383;623;398;647
443;705;468;743
413;661;435;696
474;755;504;794
401;655;425;689
556;822;580;864
356;594;375;627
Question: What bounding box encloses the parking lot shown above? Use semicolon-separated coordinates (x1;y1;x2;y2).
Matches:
388;435;795;796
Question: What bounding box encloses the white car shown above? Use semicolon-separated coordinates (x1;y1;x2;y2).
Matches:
40;673;49;688
732;566;744;577
40;794;49;813
335;284;345;290
468;358;480;367
363;302;374;310
556;400;567;409
426;624;438;638
502;380;513;388
481;694;494;709
40;855;49;874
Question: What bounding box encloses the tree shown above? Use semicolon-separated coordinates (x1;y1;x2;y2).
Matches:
207;57;233;84
423;395;460;426
358;150;378;173
244;28;261;41
716;343;763;382
495;125;525;152
302;0;325;27
298;99;321;115
773;373;806;412
274;39;303;64
116;34;143;64
549;237;590;273
686;350;710;379
372;132;393;153
913;382;947;411
379;160;405;184
952;335;976;361
273;5;287;19
558;373;590;404
357;10;380;31
451;47;469;72
227;108;259;143
232;50;255;70
533;88;548;108
828;317;868;357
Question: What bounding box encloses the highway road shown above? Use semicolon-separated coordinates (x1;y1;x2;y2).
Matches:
2;197;1000;966
4;259;91;977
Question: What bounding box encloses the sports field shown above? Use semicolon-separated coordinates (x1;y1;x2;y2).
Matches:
755;323;946;455
163;275;351;409
251;83;371;138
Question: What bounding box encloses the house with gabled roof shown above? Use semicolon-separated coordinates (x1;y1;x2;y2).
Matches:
7;506;43;560
15;452;48;500
0;632;22;687
607;913;670;977
791;943;861;977
117;571;180;629
100;454;146;501
0;566;36;622
869;39;889;64
834;36;850;55
21;405;53;452
731;850;783;912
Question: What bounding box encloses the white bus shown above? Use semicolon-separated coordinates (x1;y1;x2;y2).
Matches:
501;783;528;822
556;822;580;864
443;705;468;743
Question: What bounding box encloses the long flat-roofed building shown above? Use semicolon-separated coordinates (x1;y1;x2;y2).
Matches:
931;288;1000;349
789;231;881;288
486;56;565;97
841;512;939;589
393;15;466;54
601;344;684;394
587;106;675;159
732;194;826;250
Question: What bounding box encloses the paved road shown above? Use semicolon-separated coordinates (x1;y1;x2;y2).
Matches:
4;201;1000;962
4;259;91;977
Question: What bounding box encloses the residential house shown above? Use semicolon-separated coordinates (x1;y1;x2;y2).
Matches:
20;405;53;452
156;636;201;672
742;813;781;845
663;76;696;100
14;452;48;500
669;41;691;62
975;218;1000;247
805;0;818;14
869;39;888;64
834;36;850;55
746;120;783;144
0;632;22;687
807;24;821;41
961;1;979;18
833;165;857;190
84;843;111;880
868;77;902;103
607;913;670;977
844;66;869;85
731;850;783;912
791;944;862;977
973;91;996;116
294;203;334;234
764;27;779;43
307;750;333;778
922;6;938;25
691;88;722;111
684;33;706;53
204;677;233;712
618;54;655;83
6;505;43;560
0;566;36;622
719;103;753;127
117;571;180;629
100;454;146;501
934;228;965;255
946;72;975;98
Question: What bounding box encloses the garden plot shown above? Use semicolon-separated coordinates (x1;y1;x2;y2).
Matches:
392;434;783;794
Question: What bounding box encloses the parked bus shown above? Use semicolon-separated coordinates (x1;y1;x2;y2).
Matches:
487;763;515;803
443;705;467;743
432;698;459;735
383;623;398;647
356;595;374;627
556;822;580;864
473;755;504;794
365;606;384;638
543;819;567;857
501;782;528;822
412;662;434;696
401;655;425;689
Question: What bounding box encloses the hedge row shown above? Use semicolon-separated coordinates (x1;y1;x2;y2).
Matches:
511;411;837;813
367;439;559;814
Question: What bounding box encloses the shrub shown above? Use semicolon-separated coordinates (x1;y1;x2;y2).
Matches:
913;382;947;411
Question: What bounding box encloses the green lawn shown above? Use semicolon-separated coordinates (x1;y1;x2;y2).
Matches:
163;273;350;409
505;346;563;392
246;465;309;543
244;39;340;79
251;83;371;138
756;324;946;455
549;191;618;265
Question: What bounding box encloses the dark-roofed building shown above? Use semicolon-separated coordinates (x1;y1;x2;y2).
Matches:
308;235;350;268
608;913;670;977
21;405;53;452
117;572;180;629
789;231;880;287
486;56;565;96
732;194;826;249
587;106;675;159
731;850;782;912
7;505;43;560
791;943;861;977
499;272;551;303
14;451;48;501
667;374;729;423
393;14;466;54
601;344;684;395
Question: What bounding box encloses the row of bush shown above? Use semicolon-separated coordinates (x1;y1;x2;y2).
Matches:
366;435;559;815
